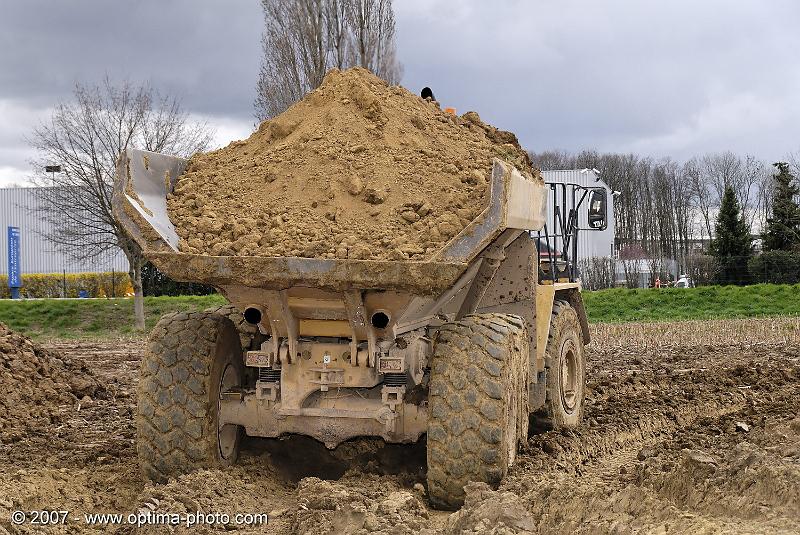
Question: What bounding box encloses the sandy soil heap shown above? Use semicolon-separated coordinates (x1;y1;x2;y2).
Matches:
167;67;536;261
0;323;104;444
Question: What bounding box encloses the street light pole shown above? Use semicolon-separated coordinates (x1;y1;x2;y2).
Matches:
44;164;62;186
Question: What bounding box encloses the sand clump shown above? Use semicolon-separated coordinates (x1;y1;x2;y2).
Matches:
0;322;105;444
292;475;430;534
167;67;537;261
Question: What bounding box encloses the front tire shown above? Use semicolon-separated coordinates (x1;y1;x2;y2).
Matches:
137;311;244;483
542;300;586;429
426;313;529;510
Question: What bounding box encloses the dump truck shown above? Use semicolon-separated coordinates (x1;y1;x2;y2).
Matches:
113;149;608;509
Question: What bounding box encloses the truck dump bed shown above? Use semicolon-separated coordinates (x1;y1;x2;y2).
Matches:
113;148;547;296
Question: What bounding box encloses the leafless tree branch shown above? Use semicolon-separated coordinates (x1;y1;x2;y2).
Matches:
28;80;213;329
531;149;773;279
255;0;401;120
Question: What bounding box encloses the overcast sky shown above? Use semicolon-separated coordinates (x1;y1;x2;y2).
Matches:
1;0;799;186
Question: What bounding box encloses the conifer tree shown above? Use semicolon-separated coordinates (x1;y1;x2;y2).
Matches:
763;162;800;251
710;185;752;284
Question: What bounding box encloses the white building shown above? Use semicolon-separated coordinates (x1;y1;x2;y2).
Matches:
0;187;127;276
540;169;616;260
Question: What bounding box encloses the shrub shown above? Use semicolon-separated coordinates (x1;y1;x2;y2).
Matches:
748;251;800;284
141;262;215;296
684;254;716;286
0;272;131;298
578;257;616;290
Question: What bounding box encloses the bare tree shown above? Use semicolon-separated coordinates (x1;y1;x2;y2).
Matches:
696;152;765;231
255;0;402;120
327;0;353;70
684;157;715;240
685;254;715;286
578;257;616;290
743;155;773;233
702;152;742;199
29;79;212;330
621;259;642;289
256;0;327;119
347;0;402;84
789;150;800;179
529;149;571;172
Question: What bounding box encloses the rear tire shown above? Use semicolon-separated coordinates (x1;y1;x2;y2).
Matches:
426;313;529;510
542;300;586;429
137;311;244;483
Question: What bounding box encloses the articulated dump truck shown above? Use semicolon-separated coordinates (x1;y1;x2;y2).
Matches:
113;148;606;509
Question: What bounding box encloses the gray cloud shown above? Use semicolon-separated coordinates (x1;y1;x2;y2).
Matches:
1;0;799;186
0;0;264;184
395;0;800;160
0;0;263;116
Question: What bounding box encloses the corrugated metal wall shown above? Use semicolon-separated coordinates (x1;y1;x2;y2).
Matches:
540;170;616;259
0;187;128;275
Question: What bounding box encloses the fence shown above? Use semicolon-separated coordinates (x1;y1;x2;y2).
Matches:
0;263;216;299
579;251;800;289
0;271;131;298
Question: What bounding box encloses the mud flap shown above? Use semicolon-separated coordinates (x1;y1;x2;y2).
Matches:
529;370;547;410
555;288;590;345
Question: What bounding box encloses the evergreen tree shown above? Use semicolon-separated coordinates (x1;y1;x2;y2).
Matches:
763;162;800;251
710;185;752;284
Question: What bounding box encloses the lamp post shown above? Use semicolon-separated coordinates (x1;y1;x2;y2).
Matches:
44;165;62;185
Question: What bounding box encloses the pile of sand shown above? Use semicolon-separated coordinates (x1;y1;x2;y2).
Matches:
167;67;537;261
0;323;104;443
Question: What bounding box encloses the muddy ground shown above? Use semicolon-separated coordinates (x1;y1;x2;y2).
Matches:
1;325;798;534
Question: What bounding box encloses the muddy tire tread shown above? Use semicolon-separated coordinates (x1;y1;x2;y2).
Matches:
542;300;586;428
427;313;529;510
204;304;264;352
137;311;238;483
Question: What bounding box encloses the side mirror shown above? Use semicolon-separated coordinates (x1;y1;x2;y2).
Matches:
587;188;607;230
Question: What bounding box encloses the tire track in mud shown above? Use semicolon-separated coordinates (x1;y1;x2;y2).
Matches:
522;374;748;475
485;343;800;535
274;343;800;534
2;336;798;535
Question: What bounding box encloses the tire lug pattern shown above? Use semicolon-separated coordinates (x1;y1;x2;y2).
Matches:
427;313;530;510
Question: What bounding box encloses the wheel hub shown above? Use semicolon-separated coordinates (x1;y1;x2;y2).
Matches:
218;363;240;460
560;340;578;413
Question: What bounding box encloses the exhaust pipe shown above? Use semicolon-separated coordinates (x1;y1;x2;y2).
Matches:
370;311;391;329
243;306;263;325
